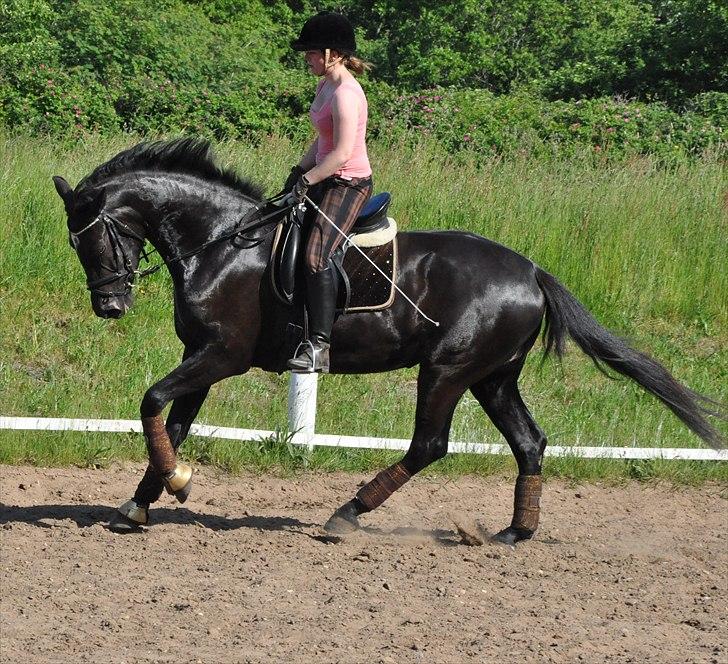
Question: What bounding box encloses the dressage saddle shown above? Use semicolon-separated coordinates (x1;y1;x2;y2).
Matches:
271;192;397;311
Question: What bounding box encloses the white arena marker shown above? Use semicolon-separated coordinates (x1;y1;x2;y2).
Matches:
287;373;319;451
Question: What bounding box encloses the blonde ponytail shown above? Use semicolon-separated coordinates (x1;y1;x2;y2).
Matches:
342;54;373;76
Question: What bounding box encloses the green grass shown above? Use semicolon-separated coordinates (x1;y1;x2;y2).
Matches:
1;132;726;484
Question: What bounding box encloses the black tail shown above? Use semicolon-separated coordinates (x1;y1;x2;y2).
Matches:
534;267;725;450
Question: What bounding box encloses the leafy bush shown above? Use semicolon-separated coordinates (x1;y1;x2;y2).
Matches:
1;0;725;159
0;0;300;139
347;0;656;97
369;88;727;161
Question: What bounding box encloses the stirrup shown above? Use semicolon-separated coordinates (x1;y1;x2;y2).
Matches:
288;339;329;373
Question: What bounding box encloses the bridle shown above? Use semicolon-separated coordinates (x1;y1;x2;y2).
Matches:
69;199;294;298
69;212;151;297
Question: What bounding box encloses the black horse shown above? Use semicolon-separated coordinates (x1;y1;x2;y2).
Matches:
53;138;724;544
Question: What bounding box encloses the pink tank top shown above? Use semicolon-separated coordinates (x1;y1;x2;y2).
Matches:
310;79;371;178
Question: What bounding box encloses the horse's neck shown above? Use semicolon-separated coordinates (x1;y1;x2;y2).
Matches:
127;174;258;260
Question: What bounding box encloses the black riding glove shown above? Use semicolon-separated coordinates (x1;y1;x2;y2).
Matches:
272;166;303;206
292;174;310;204
282;165;303;194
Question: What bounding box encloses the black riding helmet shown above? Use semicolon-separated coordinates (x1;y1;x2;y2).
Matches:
290;11;356;55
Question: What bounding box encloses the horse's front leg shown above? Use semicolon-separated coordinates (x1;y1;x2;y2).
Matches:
109;347;244;531
110;388;209;531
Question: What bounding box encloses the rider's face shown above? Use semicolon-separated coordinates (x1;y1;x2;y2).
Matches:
304;49;341;76
304;50;326;76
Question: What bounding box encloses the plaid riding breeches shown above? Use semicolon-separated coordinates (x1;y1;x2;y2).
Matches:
303;175;373;274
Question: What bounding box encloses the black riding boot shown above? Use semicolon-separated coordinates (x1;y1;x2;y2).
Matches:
288;267;336;373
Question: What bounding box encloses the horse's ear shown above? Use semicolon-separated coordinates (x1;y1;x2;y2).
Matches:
93;186;107;210
52;176;75;214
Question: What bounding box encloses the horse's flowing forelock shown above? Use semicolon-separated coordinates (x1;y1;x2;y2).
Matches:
75;137;265;201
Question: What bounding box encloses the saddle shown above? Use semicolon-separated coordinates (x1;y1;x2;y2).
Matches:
270;192;398;313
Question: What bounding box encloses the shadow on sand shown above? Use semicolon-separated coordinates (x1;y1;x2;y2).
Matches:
0;502;314;533
0;502;466;546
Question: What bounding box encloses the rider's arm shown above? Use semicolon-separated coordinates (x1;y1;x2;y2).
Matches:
298;138;318;171
304;87;359;185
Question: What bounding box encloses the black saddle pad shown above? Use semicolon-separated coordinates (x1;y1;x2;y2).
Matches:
335;238;397;312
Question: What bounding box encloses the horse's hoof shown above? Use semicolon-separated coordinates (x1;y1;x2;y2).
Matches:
491;526;534;546
108;501;148;533
323;502;361;535
323;514;359;535
172;477;193;503
163;464;193;504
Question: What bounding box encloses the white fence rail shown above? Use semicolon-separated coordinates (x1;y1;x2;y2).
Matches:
2;371;725;462
1;417;725;462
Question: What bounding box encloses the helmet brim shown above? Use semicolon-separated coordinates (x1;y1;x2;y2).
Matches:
290;39;314;51
290;39;353;55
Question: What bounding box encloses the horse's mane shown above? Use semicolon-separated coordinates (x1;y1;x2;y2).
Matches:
75;137;265;200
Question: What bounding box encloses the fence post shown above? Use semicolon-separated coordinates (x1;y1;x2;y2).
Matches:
287;373;318;451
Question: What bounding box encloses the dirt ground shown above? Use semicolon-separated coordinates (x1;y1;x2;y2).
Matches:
0;464;726;664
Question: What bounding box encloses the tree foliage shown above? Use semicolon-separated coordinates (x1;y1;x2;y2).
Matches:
335;0;726;99
0;0;725;155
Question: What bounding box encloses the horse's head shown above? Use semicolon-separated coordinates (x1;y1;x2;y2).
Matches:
53;175;145;319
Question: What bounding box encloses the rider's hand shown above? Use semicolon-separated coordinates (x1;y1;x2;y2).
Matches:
292;174;310;204
282;165;303;194
272;166;303;207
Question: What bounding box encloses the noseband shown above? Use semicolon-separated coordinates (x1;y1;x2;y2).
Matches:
69;212;149;298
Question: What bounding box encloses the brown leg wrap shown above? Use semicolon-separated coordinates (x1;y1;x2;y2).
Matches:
142;415;176;475
356;462;412;511
511;474;542;531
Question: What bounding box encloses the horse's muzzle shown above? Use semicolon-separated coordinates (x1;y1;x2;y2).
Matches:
92;293;133;319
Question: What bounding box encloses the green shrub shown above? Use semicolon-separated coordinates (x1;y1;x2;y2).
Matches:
1;0;725;159
685;92;728;130
369;88;727;161
0;61;119;135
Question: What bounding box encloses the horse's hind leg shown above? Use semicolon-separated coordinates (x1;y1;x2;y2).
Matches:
110;388;209;531
470;370;547;545
324;367;466;534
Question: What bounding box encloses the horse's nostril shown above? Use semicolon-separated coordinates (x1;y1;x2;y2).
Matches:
94;299;126;319
92;291;133;319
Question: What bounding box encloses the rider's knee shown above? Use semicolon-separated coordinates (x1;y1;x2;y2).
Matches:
304;254;328;275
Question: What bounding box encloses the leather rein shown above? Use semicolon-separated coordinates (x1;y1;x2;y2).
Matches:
70;199;293;298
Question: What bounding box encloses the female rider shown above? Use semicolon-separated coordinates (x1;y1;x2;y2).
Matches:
284;11;373;374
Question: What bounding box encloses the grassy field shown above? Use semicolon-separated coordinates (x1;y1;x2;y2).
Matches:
1;132;726;483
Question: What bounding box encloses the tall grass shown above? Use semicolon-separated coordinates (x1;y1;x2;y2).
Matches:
1;132;726;482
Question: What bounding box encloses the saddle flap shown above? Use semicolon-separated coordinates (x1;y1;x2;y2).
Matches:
271;209;304;304
269;195;397;310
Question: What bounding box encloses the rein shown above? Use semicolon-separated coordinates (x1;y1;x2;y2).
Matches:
71;199;292;297
136;202;290;276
